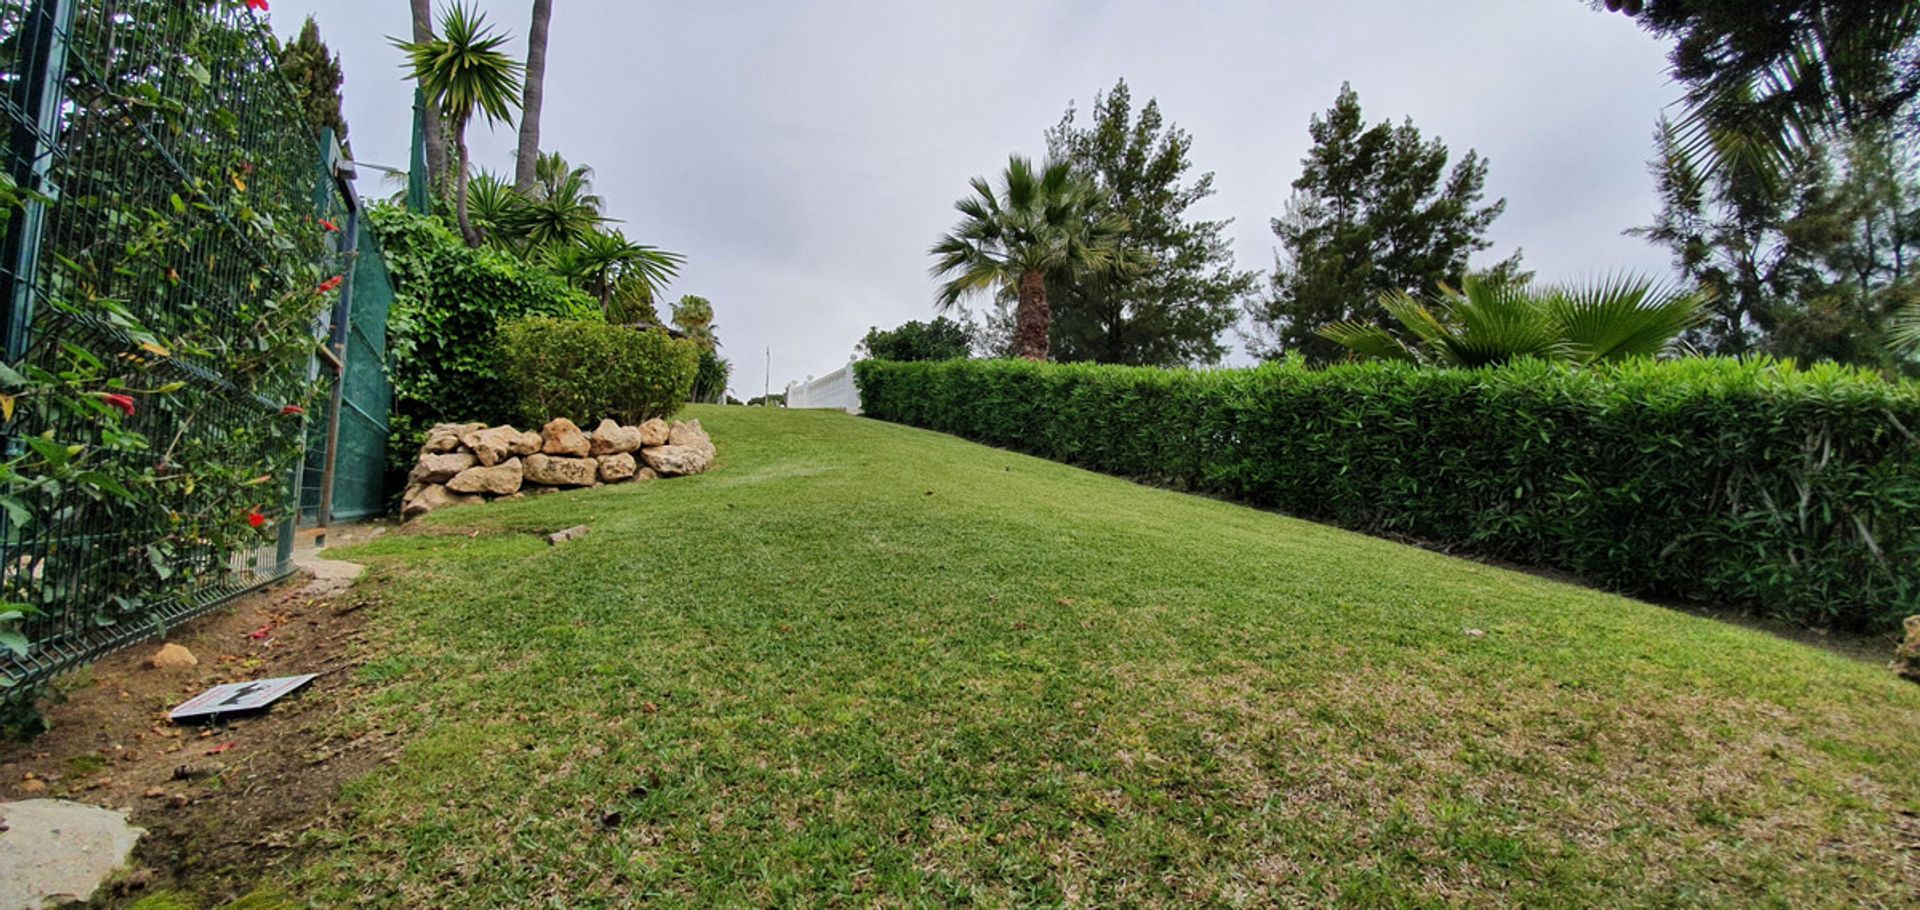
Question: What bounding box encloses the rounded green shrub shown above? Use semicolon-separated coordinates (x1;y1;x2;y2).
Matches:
499;318;698;425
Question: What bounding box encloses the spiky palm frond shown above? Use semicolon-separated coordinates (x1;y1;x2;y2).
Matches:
1546;274;1709;363
1891;302;1920;356
1320;275;1706;368
549;228;684;316
392;2;522;134
464;169;524;246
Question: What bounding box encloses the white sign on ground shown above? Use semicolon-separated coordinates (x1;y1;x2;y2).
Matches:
168;674;317;722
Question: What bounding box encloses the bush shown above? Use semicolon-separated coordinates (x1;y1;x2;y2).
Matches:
499;318;698;425
859;317;973;362
854;356;1920;630
692;349;732;403
368;205;597;475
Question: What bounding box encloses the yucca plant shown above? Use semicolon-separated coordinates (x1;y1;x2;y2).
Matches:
392;1;522;248
1319;275;1708;367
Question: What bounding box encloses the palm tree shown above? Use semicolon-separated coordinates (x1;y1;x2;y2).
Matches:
407;0;451;194
393;2;522;248
1319;275;1708;368
513;0;553;195
671;295;718;350
551;229;684;317
930;156;1125;361
515;152;605;250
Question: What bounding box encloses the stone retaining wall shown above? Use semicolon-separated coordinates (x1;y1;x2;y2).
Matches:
401;417;716;519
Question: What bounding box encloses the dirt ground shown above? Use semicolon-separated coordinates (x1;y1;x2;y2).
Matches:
0;524;401;906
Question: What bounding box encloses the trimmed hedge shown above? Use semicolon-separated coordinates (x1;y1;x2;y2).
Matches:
854;356;1920;630
499;318;698;425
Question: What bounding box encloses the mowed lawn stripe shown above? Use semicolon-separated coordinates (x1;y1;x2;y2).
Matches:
302;405;1920;908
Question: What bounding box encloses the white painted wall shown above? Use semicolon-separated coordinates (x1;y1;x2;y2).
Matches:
786;363;862;414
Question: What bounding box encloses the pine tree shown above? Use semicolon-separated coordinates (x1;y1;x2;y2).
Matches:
1042;80;1254;366
1244;84;1517;363
278;16;348;144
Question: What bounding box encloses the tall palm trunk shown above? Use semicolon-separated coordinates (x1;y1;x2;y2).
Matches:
408;0;451;195
513;0;552;194
1014;270;1050;360
453;126;480;247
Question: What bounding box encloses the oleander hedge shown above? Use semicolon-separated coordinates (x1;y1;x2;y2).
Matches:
853;356;1920;630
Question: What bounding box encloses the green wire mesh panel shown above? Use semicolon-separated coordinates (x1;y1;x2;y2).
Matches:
332;222;394;519
0;0;334;691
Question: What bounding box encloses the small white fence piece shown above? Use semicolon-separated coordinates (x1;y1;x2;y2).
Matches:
786;362;862;414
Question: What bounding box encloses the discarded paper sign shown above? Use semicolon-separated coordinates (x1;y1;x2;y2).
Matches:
169;674;316;722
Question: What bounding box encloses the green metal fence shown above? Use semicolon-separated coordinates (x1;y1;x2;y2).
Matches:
0;0;355;692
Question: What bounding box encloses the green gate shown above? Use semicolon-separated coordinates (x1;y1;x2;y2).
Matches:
299;138;394;526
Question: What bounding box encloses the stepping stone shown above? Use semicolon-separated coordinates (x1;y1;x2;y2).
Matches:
0;799;144;909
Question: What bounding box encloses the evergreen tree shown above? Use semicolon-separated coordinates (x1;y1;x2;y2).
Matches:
278;16;347;144
1244;84;1517;363
1636;122;1920;366
1042;80;1254;365
859;317;974;362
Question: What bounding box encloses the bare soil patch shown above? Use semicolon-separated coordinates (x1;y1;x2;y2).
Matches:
0;558;400;905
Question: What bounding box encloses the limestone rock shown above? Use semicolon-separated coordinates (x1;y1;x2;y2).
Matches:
510;430;543;456
668;419;713;453
597;452;638;482
145;643;197;670
1895;615;1920;683
541;418;591;457
641;444;712;476
421;422;482;454
636;467;659;481
408;451;475;485
524;453;597;486
637;418;670;447
547;525;590;545
590;419;644;455
462;425;523;467
447;457;524;496
402;483;480;520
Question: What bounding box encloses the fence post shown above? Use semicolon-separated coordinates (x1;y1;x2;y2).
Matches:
0;0;77;367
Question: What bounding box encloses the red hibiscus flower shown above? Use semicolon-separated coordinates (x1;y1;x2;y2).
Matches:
318;218;338;232
244;0;268;12
316;276;343;293
280;404;304;416
100;393;135;417
247;508;266;529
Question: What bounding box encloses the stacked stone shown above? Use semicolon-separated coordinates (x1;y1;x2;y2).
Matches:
401;417;716;519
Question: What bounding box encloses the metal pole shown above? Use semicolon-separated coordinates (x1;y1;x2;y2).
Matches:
764;346;770;406
316;149;362;538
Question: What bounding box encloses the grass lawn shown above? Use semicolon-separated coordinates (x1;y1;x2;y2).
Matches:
283;405;1919;907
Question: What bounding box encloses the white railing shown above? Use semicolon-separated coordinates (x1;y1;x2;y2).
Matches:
786;362;862;413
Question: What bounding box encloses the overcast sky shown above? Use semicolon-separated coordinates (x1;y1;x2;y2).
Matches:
267;0;1680;397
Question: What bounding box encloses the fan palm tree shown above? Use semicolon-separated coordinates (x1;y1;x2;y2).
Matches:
930;156;1126;361
671;295;718;351
1319;275;1708;368
550;229;684;317
393;2;522;248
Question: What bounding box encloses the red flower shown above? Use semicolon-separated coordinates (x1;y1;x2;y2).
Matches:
316;276;343;293
279;404;304;416
318;218;339;232
100;393;135;417
247;508;266;529
244;0;268;12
